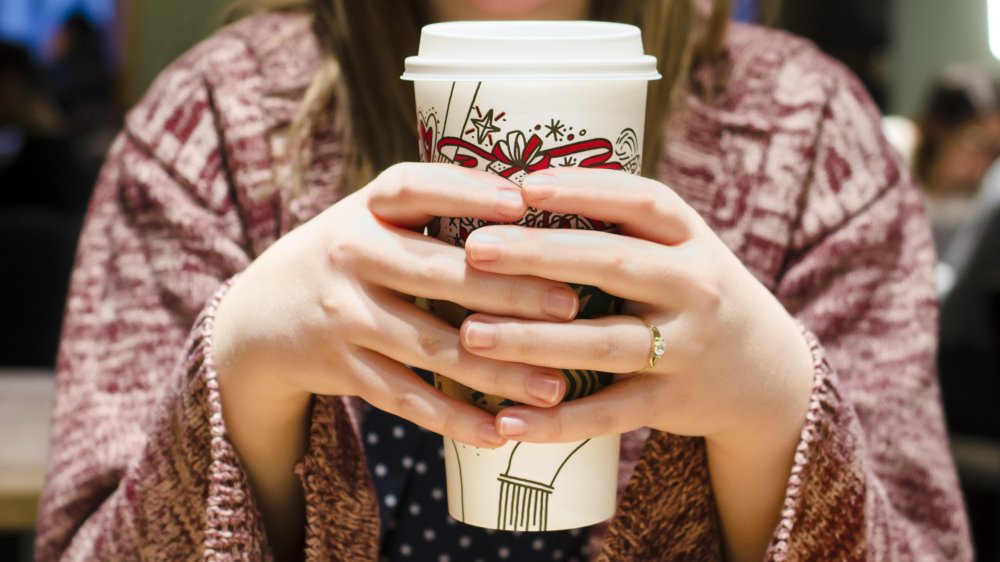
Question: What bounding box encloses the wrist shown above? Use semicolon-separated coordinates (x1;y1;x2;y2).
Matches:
214;275;311;406
708;318;814;457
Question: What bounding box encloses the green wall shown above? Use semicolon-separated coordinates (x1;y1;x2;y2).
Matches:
890;0;1000;116
128;0;231;102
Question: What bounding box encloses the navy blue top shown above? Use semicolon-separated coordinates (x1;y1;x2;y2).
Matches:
361;369;590;562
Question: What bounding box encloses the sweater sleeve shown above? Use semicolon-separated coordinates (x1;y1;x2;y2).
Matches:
34;30;379;561
763;64;972;561
597;41;973;562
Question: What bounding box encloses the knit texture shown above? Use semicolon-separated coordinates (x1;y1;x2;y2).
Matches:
36;13;972;561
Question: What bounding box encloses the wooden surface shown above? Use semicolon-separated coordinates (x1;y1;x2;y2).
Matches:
0;371;54;531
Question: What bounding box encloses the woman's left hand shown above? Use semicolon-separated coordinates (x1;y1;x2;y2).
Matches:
459;167;815;449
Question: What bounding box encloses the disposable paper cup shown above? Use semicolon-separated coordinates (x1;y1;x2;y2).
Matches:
403;20;659;531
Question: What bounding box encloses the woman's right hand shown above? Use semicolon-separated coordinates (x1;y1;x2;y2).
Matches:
214;163;578;448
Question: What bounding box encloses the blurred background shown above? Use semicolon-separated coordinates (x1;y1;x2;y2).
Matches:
0;0;997;560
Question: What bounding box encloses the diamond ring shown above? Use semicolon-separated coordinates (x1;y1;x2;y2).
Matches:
634;317;665;374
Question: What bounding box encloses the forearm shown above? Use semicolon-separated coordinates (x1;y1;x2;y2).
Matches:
215;309;312;560
705;330;814;562
706;416;803;562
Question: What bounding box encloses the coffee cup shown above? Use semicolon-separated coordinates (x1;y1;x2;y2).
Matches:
403;20;659;531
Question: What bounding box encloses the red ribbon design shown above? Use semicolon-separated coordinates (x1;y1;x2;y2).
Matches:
490;132;551;178
437;131;623;176
419;120;434;160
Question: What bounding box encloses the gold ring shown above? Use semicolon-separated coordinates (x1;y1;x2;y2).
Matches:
634;317;665;374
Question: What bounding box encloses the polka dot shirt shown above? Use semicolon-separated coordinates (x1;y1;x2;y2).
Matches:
361;369;590;562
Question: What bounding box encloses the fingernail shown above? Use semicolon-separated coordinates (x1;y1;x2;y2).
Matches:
527;373;564;404
498;415;528;437
478;422;504;445
543;287;578;320
496;187;525;218
521;174;557;200
464;321;498;349
467;233;501;262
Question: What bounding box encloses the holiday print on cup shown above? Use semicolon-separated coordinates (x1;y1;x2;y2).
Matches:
417;80;640;531
420;80;639;405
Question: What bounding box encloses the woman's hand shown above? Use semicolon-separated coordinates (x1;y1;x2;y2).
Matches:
459;167;814;444
215;163;581;447
212;163;579;557
458;167;815;561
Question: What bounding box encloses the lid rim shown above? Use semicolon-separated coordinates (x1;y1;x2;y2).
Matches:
403;58;661;82
421;20;641;38
402;73;661;82
407;21;659;82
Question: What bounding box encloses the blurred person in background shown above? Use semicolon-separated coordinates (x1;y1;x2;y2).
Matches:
913;64;1000;258
44;11;121;200
0;13;121;368
0;15;114;215
0;40;74;209
939;158;1000;434
911;63;1000;443
45;12;117;137
936;159;1000;562
910;64;1000;562
0;41;85;367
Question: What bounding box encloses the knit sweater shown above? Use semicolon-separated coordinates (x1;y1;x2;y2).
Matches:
36;13;972;561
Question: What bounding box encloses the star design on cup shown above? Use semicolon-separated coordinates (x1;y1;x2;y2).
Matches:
471;109;502;144
544;118;566;141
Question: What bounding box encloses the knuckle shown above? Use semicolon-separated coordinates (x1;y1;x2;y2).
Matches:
390;163;420;201
657;183;688;213
636;190;660;216
503;277;530;312
589;403;616;433
695;278;723;312
420;252;455;285
391;389;424;420
686;258;723;312
325;235;361;270
477;360;507;395
372;162;421;206
513;328;540;356
592;330;623;363
526;240;546;268
547;409;568;441
683;319;713;358
379;162;409;187
438;404;470;442
606;248;630;273
416;329;448;361
369;164;402;203
318;290;343;319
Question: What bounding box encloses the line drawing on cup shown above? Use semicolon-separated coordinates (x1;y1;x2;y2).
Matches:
419;81;640;186
422;77;640;530
496;440;591;531
450;438;466;522
445;437;593;531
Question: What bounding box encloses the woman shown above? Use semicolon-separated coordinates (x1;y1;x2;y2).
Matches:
36;0;971;560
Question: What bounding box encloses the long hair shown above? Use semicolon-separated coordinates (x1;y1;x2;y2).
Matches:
230;0;732;188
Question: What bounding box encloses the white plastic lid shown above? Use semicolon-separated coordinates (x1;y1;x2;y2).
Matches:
402;21;661;81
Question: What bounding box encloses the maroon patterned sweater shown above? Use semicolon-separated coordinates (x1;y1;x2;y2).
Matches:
36;13;972;561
